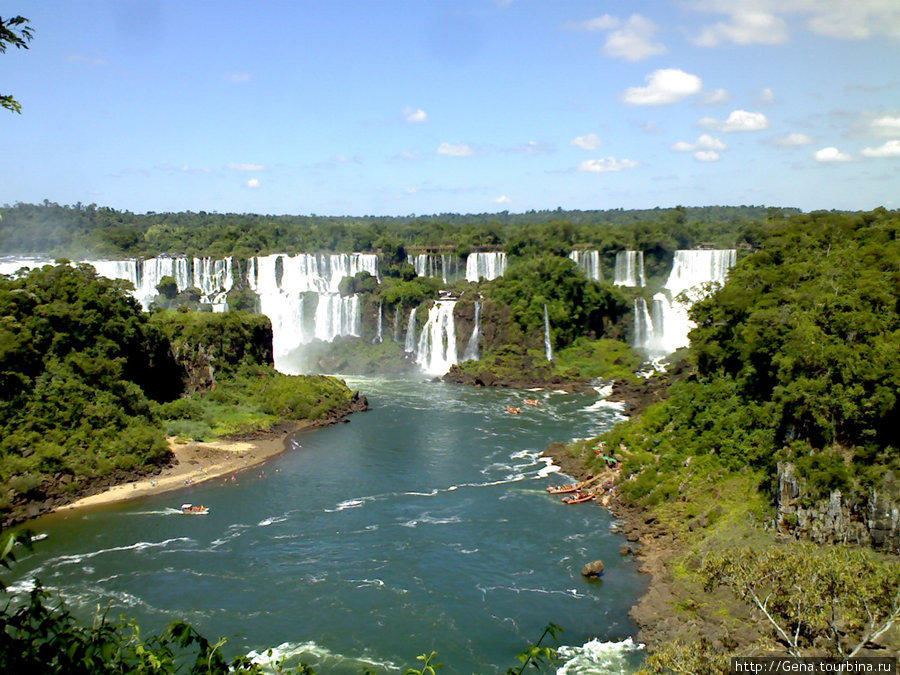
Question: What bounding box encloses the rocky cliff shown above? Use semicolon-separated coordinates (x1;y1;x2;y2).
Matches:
776;462;900;553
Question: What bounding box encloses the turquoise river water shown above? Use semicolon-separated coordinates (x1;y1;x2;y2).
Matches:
9;377;647;673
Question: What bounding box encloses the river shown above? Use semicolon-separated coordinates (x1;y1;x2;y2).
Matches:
8;376;646;673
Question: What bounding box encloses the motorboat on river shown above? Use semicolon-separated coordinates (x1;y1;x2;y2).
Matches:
181;503;209;515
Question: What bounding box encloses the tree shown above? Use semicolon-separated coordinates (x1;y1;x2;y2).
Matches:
701;543;900;658
1;15;33;114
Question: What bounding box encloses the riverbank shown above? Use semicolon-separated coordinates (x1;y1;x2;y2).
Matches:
54;394;369;514
542;439;766;656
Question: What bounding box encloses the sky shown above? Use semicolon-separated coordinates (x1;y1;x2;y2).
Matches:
2;0;899;217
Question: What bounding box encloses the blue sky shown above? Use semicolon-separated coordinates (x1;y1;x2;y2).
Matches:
2;1;899;216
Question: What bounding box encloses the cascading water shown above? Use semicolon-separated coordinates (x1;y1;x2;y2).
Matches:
465;252;506;282
636;249;737;357
632;298;653;349
568;250;601;281
247;253;380;372
409;253;463;284
1;256;235;311
543;304;553;361
404;308;417;353
462;300;481;362
415;300;458;376
373;300;383;344
392;305;401;343
613;250;645;287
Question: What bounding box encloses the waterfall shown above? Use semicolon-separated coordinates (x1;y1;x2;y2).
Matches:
410;253;463;284
247;252;380;371
462;300;481;361
404;308;417;353
635;249;737;357
192;256;234;311
373;301;383;344
632;298;653;348
543;304;553;361
392;305;401;343
415;300;458;376
568;250;601;281
613;250;645;287
465;252;506;282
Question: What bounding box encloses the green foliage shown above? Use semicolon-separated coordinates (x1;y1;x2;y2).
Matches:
0;202;769;259
701;543;900;658
0;264;174;520
149;309;274;383
1;15;34;114
636;638;728;675
481;255;628;352
552;337;642;382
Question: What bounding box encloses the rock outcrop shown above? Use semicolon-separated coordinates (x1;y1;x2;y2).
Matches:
776;462;900;553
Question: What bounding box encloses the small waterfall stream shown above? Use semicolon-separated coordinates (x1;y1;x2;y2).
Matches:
543;304;553;361
462;300;481;361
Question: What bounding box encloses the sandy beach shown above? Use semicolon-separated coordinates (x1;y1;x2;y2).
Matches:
57;426;303;512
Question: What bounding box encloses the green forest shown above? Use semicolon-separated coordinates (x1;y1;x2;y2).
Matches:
0;201;782;259
560;207;900;668
0;263;358;525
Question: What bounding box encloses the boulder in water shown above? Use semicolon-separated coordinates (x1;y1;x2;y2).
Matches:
581;560;605;577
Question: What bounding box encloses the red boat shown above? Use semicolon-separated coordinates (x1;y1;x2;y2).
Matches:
562;492;594;504
546;483;579;494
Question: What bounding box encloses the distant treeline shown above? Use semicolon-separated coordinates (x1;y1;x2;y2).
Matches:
0;201;801;259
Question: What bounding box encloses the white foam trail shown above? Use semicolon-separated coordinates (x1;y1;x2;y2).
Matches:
556;637;644;675
258;515;288;527
46;537;193;567
399;514;462;528
325;497;372;512
247;640;397;672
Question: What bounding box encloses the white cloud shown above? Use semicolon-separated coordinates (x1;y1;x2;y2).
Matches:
565;15;620;32
603;14;667;61
398;151;419;161
814;146;853;162
180;165;213;174
227;163;267;171
699;109;770;132
621;68;703;106
67;54;109;67
772;133;813;147
492;195;512;204
510;140;552;154
405;187;418;195
228;72;251;83
672;134;727;161
805;2;900;40
694;10;789;46
759;87;775;104
861;139;900;158
571;133;603;150
437;142;475;157
404;107;428;123
871;116;900;136
694;150;722;162
246;178;260;188
578;157;641;173
703;88;731;104
687;1;900;43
